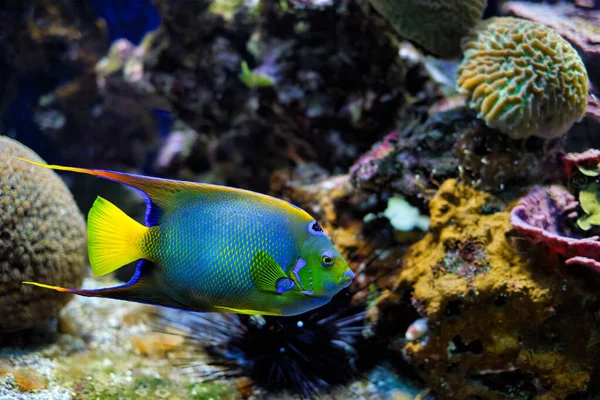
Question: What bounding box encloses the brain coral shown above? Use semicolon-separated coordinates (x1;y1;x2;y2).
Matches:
457;17;589;140
0;137;87;332
367;0;487;58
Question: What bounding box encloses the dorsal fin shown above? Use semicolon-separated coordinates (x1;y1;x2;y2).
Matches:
17;158;193;226
15;158;312;226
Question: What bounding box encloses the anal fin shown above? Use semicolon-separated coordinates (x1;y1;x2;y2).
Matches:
214;306;282;316
24;261;189;310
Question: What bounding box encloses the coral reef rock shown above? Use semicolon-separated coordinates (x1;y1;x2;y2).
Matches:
0;0;108;131
457;17;589;140
376;179;595;399
366;0;487;58
34;61;161;171
350;108;560;210
134;0;408;192
0;137;87;332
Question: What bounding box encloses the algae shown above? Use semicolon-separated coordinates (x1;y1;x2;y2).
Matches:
577;183;600;231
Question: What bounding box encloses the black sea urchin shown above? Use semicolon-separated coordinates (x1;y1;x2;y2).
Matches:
155;293;375;398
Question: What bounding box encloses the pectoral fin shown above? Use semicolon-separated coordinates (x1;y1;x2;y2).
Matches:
249;250;296;294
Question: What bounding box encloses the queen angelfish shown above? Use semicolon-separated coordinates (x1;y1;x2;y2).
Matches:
19;158;355;316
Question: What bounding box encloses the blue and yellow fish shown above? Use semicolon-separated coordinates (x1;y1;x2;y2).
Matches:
20;159;355;316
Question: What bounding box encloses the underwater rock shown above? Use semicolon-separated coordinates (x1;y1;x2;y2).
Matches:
0;1;26;118
350;130;400;184
0;367;48;392
23;11;165;172
375;179;595;399
153;120;201;177
365;0;487;58
503;1;600;88
575;0;600;9
34;68;161;171
563;88;600;153
0;0;108;131
457;16;589;140
15;0;107;75
133;0;408;192
0;137;87;332
349;107;560;210
131;331;184;358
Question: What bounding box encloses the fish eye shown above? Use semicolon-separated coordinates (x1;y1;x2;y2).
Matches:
321;250;335;267
308;220;325;236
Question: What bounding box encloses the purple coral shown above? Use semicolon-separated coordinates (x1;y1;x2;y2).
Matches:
510;185;600;272
562;148;600;179
349;130;399;182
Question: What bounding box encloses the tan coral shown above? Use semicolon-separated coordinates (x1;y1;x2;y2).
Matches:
0;136;87;332
367;0;487;58
377;179;593;399
457;17;589;139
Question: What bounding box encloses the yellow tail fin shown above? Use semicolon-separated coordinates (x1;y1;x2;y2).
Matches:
88;196;148;276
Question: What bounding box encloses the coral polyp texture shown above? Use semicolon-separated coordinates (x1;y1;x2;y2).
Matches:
366;0;487;58
502;1;600;88
0;137;87;332
375;179;594;399
457;17;589;140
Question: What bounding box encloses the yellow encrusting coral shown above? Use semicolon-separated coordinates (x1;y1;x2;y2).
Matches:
366;0;487;58
457;17;589;140
0;136;87;331
375;179;593;399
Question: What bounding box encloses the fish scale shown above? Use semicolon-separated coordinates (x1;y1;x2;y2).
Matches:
153;194;300;309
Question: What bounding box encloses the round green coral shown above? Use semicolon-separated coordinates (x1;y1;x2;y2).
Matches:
0;137;87;331
367;0;487;58
457;17;589;140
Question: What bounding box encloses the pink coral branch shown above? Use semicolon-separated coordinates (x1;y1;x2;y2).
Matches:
349;130;399;181
562;148;600;179
565;256;600;272
510;185;600;271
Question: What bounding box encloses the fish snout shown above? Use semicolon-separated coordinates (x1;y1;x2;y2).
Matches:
340;269;355;287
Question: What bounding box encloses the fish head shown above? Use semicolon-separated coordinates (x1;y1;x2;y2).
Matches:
292;220;355;298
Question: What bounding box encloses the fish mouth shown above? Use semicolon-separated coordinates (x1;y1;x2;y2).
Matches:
339;269;355;288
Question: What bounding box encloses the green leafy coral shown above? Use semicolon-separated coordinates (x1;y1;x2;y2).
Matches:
366;0;487;58
239;61;274;88
457;17;589;140
577;183;600;231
